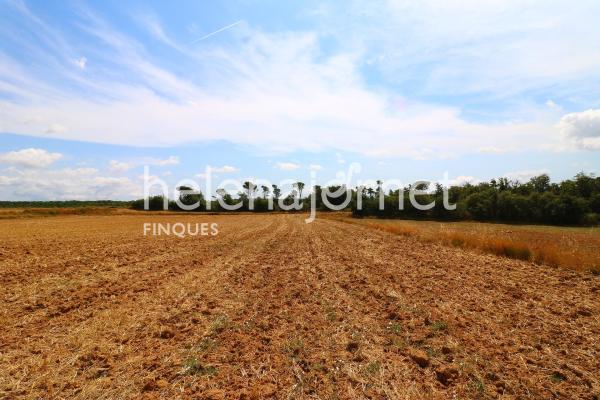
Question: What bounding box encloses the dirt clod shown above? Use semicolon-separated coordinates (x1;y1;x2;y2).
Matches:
436;364;459;386
157;329;175;339
346;341;359;353
0;214;598;399
407;348;430;368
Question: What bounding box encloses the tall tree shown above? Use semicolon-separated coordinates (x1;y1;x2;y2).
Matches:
272;184;281;200
261;185;270;199
243;181;256;198
294;182;305;199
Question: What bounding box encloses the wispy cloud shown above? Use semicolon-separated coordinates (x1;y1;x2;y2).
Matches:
0;148;63;168
108;160;134;173
209;165;238;173
0;166;139;200
191;20;242;43
74;57;87;69
0;1;598;161
276;162;301;171
504;169;550;182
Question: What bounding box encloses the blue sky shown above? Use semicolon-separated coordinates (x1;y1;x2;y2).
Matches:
1;0;599;200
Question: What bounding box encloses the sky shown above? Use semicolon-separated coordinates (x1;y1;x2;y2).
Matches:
1;0;599;200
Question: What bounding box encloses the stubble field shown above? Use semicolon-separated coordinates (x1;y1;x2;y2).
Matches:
0;214;598;399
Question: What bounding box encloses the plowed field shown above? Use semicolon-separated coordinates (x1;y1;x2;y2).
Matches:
0;214;598;399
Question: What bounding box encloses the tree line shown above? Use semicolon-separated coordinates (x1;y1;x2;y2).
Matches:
131;181;352;212
131;173;600;226
353;173;600;225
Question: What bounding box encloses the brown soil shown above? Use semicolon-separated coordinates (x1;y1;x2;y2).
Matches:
0;214;598;399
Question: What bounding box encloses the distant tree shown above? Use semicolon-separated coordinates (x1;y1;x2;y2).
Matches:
261;185;270;199
294;182;305;199
497;177;511;191
574;172;595;197
272;184;281;201
530;174;550;193
243;181;256;198
313;185;323;209
215;188;235;210
216;188;227;198
283;190;298;206
175;186;204;211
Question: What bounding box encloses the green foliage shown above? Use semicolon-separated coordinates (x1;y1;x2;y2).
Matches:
130;195;171;211
121;173;599;226
353;173;600;226
430;320;448;332
171;186;205;211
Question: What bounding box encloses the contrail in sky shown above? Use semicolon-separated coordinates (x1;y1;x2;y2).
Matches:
191;20;242;43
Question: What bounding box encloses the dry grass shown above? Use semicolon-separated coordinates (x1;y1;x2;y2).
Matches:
0;214;599;399
322;213;600;273
0;207;142;219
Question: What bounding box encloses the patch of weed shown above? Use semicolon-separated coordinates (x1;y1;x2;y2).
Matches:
197;337;218;353
210;315;229;335
431;320;448;332
364;361;381;375
284;338;305;357
181;357;217;376
549;372;567;383
388;322;402;335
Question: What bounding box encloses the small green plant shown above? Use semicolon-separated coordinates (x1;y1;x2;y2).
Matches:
197;337;217;353
311;362;327;372
391;337;406;350
549;372;566;383
210;315;229;335
284;338;305;357
364;361;381;375
425;346;436;358
468;376;485;394
388;323;402;335
325;306;337;322
181;357;217;376
431;320;448;332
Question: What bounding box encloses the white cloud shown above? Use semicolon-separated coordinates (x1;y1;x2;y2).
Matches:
504;169;549;182
346;1;600;98
209;165;238;173
275;162;300;171
308;164;323;171
0;175;19;186
107;156;179;173
477;146;505;154
559;109;600;150
0;148;62;168
74;57;87;69
335;153;346;164
146;156;179;166
45;123;68;134
546;100;561;111
0;167;140;200
108;160;134;172
195;165;238;179
0;2;596;159
449;175;480;186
